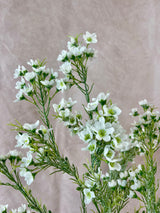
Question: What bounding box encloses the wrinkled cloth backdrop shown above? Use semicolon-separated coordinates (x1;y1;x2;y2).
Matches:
1;0;160;212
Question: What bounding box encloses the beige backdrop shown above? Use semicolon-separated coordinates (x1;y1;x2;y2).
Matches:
1;0;160;212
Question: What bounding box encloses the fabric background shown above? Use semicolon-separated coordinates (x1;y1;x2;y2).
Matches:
1;0;160;212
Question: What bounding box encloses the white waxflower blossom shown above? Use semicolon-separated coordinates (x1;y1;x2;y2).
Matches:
37;125;52;140
24;72;36;82
83;31;97;44
59;61;72;74
15;77;25;90
27;59;38;66
21;152;32;168
129;108;139;116
17;204;27;213
57;50;68;62
87;140;97;154
128;190;135;198
56;79;67;92
23;84;33;96
103;146;115;161
128;169;136;179
82;140;97;154
92;117;114;142
117;179;127;187
135;164;142;173
139;99;148;106
0;204;8;213
97;92;110;103
83;189;95;204
108;180;117;188
131;179;141;190
85;100;99;111
120;171;128;179
66;115;77;126
108;160;121;171
103;105;121;119
14;65;26;79
15;133;30;148
0;155;7;161
114;140;132;152
23;120;39;131
19;168;33;185
78;128;93;143
8;150;20;157
14;90;25;102
85;179;95;188
32;66;46;74
84;48;95;57
67;37;77;50
69;46;86;57
50;69;58;79
40;79;55;87
59;108;71;118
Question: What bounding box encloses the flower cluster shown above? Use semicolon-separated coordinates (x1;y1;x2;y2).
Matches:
0;204;30;213
1;31;160;213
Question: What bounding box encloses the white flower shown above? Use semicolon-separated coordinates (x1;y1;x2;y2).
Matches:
78;128;93;143
23;84;33;96
120;171;128;179
97;92;110;103
130;179;141;190
67;37;76;50
59;108;71;118
24;72;36;82
32;66;46;74
103;146;115;161
108;180;117;188
135;164;142;173
21;152;32;167
92;117;114;142
83;189;95;204
108;160;121;171
0;204;8;213
129;108;139;116
69;46;86;57
85;100;99;111
37;125;52;140
83;31;97;44
19;168;33;185
139;99;148;106
51;69;58;78
129;169;136;179
23;120;39;131
117;179;127;187
14;90;25;102
15;77;25;90
82;140;97;154
113;139;132;152
27;59;38;66
56;79;67;92
59;62;72;74
85;179;95;188
128;190;135;198
14;65;26;79
17;204;26;213
9;150;20;157
57;50;68;62
15;133;30;148
40;80;55;87
103;105;121;119
84;48;95;57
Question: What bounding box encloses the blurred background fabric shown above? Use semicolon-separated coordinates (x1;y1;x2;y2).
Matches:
1;0;160;212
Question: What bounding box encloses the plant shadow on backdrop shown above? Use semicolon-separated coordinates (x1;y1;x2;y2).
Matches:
0;32;160;213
